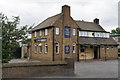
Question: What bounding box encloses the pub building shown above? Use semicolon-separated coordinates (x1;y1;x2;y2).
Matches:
30;5;118;61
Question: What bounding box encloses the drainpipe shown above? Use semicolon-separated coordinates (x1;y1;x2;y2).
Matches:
77;28;79;61
105;45;107;61
52;27;54;61
99;45;100;59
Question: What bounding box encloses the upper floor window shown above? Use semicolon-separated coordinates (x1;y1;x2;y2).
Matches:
72;29;76;36
39;44;42;53
39;31;42;36
72;43;76;53
45;29;48;35
34;31;36;37
56;28;59;35
94;32;101;37
56;43;59;54
81;31;88;37
45;43;48;53
106;33;109;38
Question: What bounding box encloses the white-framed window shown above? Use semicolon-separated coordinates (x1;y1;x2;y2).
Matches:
56;43;59;54
72;43;76;53
81;31;88;37
95;32;101;37
105;33;109;38
34;31;36;37
39;31;42;36
79;31;81;36
72;29;76;35
56;28;59;35
34;44;37;53
100;33;103;37
102;33;106;37
45;29;48;35
39;44;42;53
45;43;48;53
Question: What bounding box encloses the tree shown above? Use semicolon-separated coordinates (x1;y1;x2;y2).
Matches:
0;13;32;61
111;27;120;34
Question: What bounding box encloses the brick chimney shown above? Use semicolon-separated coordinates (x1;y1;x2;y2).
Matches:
62;5;70;17
94;18;99;25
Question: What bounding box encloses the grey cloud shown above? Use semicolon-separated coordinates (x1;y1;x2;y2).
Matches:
0;0;119;32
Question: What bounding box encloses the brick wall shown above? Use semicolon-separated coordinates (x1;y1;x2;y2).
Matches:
100;46;118;59
2;58;74;78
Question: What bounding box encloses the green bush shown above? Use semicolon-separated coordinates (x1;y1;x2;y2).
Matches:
24;53;28;58
2;59;11;63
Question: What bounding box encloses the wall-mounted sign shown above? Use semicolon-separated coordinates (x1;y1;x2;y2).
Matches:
65;45;70;54
64;26;70;38
34;38;47;42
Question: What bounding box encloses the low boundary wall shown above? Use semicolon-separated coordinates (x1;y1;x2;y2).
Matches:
2;58;74;78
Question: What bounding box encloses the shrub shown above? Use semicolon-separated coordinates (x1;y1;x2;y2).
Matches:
2;58;11;63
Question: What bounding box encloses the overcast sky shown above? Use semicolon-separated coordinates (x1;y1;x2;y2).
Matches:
0;0;119;32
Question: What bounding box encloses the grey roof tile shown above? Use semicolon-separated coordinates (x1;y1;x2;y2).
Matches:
79;37;118;45
75;20;105;32
32;13;62;31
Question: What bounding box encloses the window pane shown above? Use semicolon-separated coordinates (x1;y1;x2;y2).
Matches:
39;31;42;36
34;31;36;37
45;44;48;53
73;29;76;35
34;45;37;53
39;45;42;53
56;43;59;54
73;43;76;53
45;29;48;35
56;28;59;35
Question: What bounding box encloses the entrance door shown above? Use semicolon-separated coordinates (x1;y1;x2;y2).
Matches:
94;47;98;59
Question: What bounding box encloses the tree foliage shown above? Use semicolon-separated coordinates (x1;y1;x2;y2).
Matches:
111;27;120;34
0;13;32;59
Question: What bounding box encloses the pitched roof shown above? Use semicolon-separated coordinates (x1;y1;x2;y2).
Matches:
75;20;105;32
32;13;62;31
78;37;118;45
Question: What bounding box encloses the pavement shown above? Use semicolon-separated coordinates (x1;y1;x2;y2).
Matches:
8;59;41;63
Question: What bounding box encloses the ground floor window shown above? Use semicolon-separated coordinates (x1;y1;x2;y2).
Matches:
39;44;42;53
34;45;37;53
56;43;59;54
45;43;48;53
118;48;120;53
111;46;114;50
72;43;76;53
107;46;109;49
80;46;85;52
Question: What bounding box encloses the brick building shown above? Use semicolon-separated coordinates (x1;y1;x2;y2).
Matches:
110;34;120;55
30;5;118;61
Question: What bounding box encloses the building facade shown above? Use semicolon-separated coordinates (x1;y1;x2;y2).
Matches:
110;34;120;55
30;5;118;61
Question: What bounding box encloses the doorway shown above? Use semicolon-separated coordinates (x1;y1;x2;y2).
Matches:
94;47;98;59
